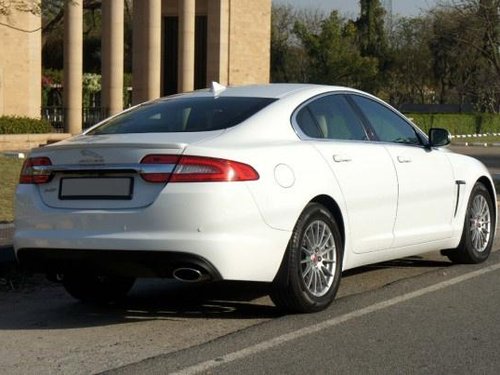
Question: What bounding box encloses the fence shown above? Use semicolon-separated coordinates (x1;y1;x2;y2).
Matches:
41;107;107;132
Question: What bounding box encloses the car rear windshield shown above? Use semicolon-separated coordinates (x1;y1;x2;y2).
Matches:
88;96;276;134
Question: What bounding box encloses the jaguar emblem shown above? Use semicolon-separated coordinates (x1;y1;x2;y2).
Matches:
79;149;104;163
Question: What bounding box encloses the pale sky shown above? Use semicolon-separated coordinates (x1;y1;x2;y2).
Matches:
273;0;441;18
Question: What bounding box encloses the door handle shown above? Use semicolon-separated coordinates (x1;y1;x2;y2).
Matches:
333;154;352;163
397;155;412;163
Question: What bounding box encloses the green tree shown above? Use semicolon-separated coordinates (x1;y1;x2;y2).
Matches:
271;6;326;83
271;5;299;82
293;10;378;89
354;0;390;92
356;0;388;59
385;16;434;106
429;1;500;111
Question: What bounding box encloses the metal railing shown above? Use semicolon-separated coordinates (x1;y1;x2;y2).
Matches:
42;107;107;132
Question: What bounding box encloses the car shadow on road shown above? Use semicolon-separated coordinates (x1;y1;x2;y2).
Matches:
121;279;280;319
0;279;281;330
0;256;454;331
343;256;453;277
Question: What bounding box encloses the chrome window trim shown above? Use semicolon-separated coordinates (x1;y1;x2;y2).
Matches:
346;93;429;148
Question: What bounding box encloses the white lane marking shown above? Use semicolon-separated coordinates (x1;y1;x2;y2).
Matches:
171;262;500;375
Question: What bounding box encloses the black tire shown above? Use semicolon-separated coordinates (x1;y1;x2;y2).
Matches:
62;273;135;305
444;182;495;264
270;203;343;313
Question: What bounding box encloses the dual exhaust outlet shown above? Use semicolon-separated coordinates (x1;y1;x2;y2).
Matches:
172;267;210;283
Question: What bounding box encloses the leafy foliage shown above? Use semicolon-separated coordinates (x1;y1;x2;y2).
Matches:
290;10;379;89
0;0;40;16
271;0;500;113
0;116;53;134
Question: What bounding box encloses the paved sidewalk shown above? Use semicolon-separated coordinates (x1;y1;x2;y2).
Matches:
0;224;13;245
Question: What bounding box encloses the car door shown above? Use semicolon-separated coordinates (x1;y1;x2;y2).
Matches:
293;93;398;253
349;94;456;248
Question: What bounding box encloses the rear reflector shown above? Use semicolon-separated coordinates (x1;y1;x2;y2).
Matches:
19;157;52;184
140;154;259;183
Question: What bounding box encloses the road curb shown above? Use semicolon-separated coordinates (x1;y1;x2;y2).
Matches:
453;142;500;147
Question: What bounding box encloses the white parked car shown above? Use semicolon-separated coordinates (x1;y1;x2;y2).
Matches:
15;84;497;312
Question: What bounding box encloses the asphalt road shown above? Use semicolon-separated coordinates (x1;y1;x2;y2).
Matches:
0;145;498;374
104;146;500;374
4;245;499;375
108;252;500;375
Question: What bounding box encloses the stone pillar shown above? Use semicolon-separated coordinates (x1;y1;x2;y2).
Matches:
63;0;83;134
0;68;4;116
178;0;195;93
132;0;162;105
207;0;229;86
102;0;124;117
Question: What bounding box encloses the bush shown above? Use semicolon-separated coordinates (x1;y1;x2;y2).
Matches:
405;113;500;135
0;116;54;134
478;114;500;133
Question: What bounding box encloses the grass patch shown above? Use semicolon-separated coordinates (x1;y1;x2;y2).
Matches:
0;156;23;223
407;113;500;135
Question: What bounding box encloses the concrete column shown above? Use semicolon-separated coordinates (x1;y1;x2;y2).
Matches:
132;0;162;105
178;0;195;92
207;0;229;86
0;68;4;116
63;0;83;134
102;0;124;117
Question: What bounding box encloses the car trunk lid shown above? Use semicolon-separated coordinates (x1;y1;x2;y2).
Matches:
30;131;223;209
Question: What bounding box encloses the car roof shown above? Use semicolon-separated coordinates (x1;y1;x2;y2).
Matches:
178;83;362;100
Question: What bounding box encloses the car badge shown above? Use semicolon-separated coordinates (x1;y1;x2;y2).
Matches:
79;149;104;164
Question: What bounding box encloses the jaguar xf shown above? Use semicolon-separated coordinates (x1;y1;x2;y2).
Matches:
15;84;497;312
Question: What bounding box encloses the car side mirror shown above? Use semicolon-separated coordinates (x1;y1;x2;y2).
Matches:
428;128;451;147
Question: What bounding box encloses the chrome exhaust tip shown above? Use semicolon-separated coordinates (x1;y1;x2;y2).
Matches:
172;267;209;282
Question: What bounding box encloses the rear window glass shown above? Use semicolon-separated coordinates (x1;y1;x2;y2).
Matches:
88;96;276;134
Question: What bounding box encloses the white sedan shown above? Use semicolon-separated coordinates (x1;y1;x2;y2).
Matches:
14;84;497;313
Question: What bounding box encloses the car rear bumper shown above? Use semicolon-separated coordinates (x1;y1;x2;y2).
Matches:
14;182;292;282
16;248;222;280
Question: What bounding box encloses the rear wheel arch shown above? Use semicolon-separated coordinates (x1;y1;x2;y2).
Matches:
271;201;344;312
310;195;345;249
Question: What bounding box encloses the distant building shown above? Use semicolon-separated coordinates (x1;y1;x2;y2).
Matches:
0;0;272;134
0;9;41;118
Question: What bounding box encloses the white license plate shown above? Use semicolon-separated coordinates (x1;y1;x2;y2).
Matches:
59;177;133;200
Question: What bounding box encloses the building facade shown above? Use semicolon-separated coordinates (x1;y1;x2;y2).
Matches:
0;9;41;118
130;0;271;103
0;0;271;134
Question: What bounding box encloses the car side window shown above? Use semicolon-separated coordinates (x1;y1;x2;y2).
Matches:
350;95;421;145
295;95;368;141
295;106;323;138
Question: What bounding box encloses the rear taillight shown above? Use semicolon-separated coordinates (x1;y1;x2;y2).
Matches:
140;154;259;183
140;155;180;183
19;157;52;184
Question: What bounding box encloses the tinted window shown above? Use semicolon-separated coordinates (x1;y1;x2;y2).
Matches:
296;95;368;141
89;97;276;135
295;107;323;138
351;95;421;145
